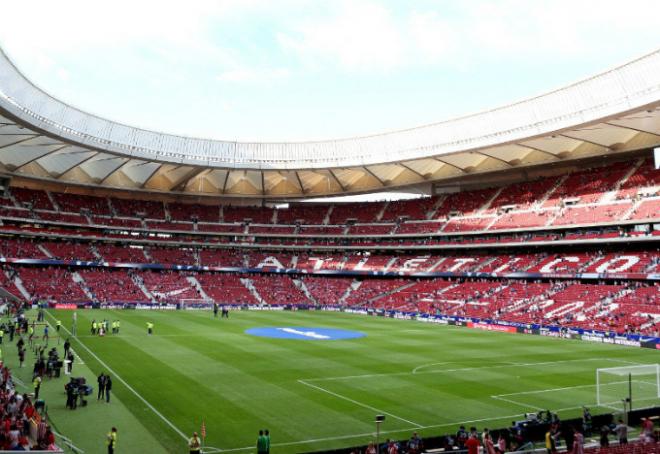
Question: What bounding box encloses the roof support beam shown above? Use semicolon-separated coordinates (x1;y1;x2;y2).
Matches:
294;171;306;194
51;150;101;177
328;169;346;192
221;171;230;194
0;135;40;150
172;167;207;192
516;143;562;159
13;144;71;171
432;158;466;173
99;159;131;184
558;133;610;149
474;151;513;167
362;166;387;186
261;171;265;196
398;163;427;179
140;164;165;189
604;121;660;138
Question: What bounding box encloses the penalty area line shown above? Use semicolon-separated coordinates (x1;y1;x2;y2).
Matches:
297;379;423;428
44;311;189;442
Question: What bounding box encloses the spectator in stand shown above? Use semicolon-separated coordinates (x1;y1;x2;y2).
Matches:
482;428;496;454
599;424;610;447
456;425;468;449
496;433;506;453
386;439;399;454
365;441;377;454
465;432;480;454
407;432;422;454
545;426;557;453
614;419;628;445
642;417;655;442
571;427;584;454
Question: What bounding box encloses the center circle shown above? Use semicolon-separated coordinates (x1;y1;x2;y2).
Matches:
245;327;366;341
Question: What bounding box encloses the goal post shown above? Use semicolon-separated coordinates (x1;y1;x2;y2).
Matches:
596;364;660;410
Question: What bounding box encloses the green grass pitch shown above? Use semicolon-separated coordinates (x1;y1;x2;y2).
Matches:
11;309;659;453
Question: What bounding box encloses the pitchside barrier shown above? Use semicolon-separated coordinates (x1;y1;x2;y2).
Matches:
301;412;630;454
48;301;660;349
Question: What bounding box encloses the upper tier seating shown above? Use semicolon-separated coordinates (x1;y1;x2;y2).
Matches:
11;187;53;210
0;239;49;259
1;156;658;236
168;203;219;223
53;192;111;215
329;202;384;224
97;244;148;263
543;163;632;207
380;197;437;221
276;205;328;225
41;241;96;261
110;198;165;219
618;158;660;199
223;206;274;224
434;188;498;219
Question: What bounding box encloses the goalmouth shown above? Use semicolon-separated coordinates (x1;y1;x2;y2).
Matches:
596;364;660;410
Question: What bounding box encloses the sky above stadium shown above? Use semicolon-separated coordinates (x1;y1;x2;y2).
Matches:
0;0;658;143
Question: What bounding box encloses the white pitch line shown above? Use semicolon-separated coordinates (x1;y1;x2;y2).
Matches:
303;358;642;383
211;395;643;454
297;379;423;428
412;362;452;374
495;382;620;398
44;311;189;442
490;395;544;411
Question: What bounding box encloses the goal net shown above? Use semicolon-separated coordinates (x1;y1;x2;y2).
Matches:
596;364;660;409
180;299;215;309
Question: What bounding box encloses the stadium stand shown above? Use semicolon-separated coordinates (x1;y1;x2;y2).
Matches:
0;154;657;339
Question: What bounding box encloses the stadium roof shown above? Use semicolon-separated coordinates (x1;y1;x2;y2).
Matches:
0;48;659;199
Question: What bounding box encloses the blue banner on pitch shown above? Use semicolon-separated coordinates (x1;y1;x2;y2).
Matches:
245;327;365;340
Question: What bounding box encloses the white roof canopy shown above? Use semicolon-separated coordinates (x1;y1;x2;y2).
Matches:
0;48;659;197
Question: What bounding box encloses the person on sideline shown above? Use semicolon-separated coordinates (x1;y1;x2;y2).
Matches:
33;375;42;400
105;376;112;403
106;427;117;454
188;432;201;454
97;373;107;401
257;430;268;454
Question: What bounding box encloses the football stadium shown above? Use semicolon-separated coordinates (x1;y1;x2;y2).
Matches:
0;3;659;454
